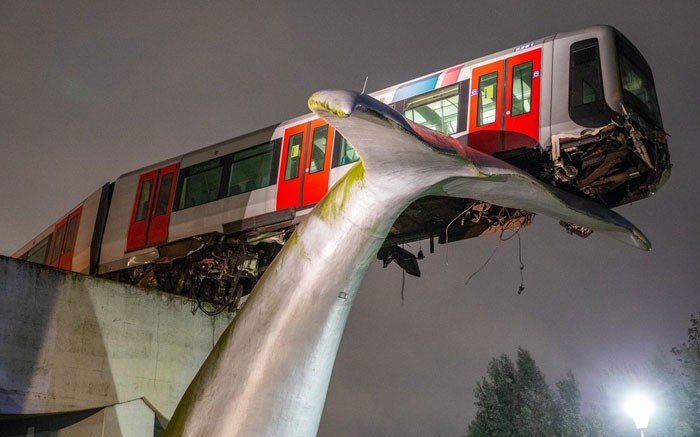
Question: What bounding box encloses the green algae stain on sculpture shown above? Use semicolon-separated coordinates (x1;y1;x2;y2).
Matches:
318;161;366;222
307;96;350;119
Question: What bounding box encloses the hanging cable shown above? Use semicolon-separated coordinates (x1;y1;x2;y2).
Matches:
516;232;525;295
462;210;531;291
444;203;476;265
465;243;500;287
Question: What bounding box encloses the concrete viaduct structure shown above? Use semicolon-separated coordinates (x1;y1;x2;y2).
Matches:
0;255;233;435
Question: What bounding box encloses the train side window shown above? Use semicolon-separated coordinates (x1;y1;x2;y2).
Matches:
135;180;153;221
477;72;498;126
284;133;304;180
26;235;51;264
154;173;174;216
339;136;359;166
511;62;533;116
570;40;603;106
228;141;276;196
309;125;328;174
178;158;223;209
404;84;460;135
616;35;663;128
569;38;611;127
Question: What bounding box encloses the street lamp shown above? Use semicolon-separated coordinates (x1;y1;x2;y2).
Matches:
624;393;653;437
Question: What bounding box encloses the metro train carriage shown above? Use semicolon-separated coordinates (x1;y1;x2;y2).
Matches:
13;25;671;313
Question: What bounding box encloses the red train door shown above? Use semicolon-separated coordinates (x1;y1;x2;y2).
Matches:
302;120;334;206
47;217;68;268
469;59;505;155
277;120;334;210
469;48;542;154
126;163;180;252
46;206;82;270
58;207;82;269
504;48;541;146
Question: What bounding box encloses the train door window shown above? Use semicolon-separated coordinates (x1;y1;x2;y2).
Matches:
511;62;533;116
47;222;66;266
27;235;51;264
154;173;173;216
404;84;460;135
178;159;223;209
136;180;154;221
284;133;303;180
62;214;79;254
57;207;82;270
309;125;328;174
477;72;499;126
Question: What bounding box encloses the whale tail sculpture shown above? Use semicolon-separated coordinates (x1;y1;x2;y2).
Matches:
164;91;648;436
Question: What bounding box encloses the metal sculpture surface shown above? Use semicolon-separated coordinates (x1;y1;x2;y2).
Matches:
164;91;648;436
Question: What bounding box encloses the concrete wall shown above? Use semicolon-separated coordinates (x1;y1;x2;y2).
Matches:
0;256;234;420
0;398;166;436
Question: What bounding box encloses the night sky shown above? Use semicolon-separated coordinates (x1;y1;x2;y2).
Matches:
2;1;699;436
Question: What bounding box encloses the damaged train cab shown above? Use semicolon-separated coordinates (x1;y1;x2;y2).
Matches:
13;25;670;313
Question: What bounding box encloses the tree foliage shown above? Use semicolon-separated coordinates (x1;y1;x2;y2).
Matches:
467;348;607;437
638;311;700;436
467;314;700;437
670;311;700;434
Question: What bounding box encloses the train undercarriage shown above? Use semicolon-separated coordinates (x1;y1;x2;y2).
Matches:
546;113;670;207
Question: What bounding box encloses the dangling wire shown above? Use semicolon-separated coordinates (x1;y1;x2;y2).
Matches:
444;204;476;265
463;210;531;292
400;269;406;304
516;232;525;295
465;242;500;287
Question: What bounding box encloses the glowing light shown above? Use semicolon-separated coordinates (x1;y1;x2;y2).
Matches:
624;393;653;430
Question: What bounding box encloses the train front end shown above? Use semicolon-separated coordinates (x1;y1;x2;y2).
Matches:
547;26;671;208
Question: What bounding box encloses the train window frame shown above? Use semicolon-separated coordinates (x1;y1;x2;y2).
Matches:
511;61;533;117
227;140;279;196
154;173;174;216
477;72;499;126
135;179;153;221
284;132;304;181
176;158;224;210
174;140;282;211
26;235;52;264
47;224;65;265
404;84;461;135
615;34;663;129
332;131;360;168
62;214;79;255
308;125;329;174
568;38;612;127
